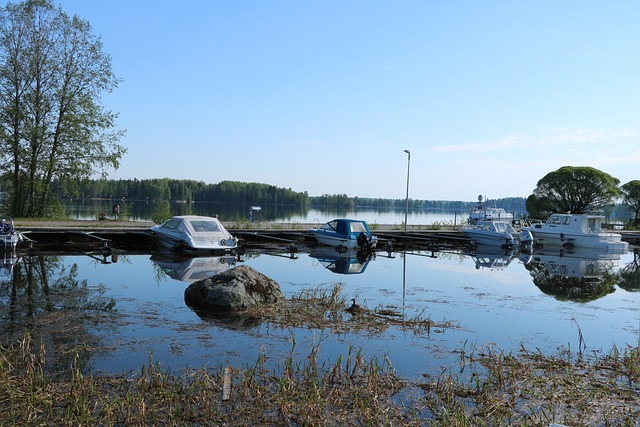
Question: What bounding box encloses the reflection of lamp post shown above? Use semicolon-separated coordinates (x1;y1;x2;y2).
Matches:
403;149;411;231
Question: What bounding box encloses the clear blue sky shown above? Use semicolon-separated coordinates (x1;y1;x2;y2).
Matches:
54;0;640;201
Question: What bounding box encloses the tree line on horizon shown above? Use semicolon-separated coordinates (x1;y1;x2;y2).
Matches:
52;177;528;212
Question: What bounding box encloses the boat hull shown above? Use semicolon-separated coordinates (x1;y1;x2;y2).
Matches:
520;231;628;253
1;234;20;251
463;220;518;248
310;231;377;249
151;229;237;252
150;215;238;253
310;219;378;250
464;230;516;247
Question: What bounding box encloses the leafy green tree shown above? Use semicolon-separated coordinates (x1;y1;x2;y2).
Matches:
621;180;640;227
525;166;620;219
0;0;125;217
152;200;172;224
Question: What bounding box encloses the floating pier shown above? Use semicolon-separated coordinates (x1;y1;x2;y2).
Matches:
9;222;640;254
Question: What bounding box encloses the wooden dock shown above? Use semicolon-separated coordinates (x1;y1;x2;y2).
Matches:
11;220;640;253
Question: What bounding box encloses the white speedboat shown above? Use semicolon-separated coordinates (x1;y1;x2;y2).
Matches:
520;213;628;253
150;215;238;253
310;219;378;250
463;220;518;248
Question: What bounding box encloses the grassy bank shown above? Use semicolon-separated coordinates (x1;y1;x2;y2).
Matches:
1;285;639;426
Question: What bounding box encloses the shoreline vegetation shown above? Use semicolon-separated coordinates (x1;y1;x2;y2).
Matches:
1;284;638;425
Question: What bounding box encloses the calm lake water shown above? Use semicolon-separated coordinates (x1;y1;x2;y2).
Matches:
2;244;638;381
65;200;468;226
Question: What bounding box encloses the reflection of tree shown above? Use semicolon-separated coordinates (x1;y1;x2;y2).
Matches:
524;262;616;302
617;249;640;292
0;255;116;374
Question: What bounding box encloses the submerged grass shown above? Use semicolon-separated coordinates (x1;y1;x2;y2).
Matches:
251;283;458;335
1;284;639;426
420;342;640;426
0;333;415;426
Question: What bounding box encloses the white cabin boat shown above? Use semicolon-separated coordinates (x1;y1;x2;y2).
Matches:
468;196;514;224
463;220;518;248
150;215;238;253
520;213;628;253
469;206;514;224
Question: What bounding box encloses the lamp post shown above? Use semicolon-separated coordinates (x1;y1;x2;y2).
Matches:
403;149;411;231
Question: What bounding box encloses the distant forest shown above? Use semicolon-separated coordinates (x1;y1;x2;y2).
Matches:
55;178;527;213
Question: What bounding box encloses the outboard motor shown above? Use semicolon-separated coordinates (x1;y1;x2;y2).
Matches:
357;232;372;252
520;230;535;253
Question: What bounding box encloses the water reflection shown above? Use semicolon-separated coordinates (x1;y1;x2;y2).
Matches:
0;254;117;373
151;251;237;282
465;246;518;271
309;247;374;275
618;249;640;292
521;247;627;302
0;251;20;277
0;244;638;378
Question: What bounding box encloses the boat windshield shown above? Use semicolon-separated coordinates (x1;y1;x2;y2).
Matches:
161;218;181;230
189;220;221;232
349;222;368;233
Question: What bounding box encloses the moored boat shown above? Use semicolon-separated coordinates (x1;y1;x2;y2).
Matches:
463;220;519;248
0;216;22;251
150;215;238;253
520;213;628;253
310;219;378;250
468;195;514;224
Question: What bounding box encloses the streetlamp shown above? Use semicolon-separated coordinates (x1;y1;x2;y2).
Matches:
403;149;411;231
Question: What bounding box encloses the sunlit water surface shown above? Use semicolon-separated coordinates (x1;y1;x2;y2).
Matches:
2;247;638;380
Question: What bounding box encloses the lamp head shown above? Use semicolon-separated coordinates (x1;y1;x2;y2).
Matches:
404;149;410;154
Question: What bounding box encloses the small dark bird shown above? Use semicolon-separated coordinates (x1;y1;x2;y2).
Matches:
346;298;362;314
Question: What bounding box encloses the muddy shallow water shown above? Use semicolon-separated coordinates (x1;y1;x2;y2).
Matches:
1;246;638;380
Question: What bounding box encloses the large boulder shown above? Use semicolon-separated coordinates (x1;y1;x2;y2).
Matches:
184;265;284;312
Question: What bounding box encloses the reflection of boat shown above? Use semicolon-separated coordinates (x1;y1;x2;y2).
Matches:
0;251;20;276
463;220;518;247
0;216;22;250
519;247;622;279
150;215;238;252
309;246;373;274
310;219;378;250
467;247;517;270
150;252;237;282
468;195;514;224
520;213;628;253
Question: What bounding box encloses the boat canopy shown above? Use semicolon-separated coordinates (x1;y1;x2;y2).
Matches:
319;219;370;235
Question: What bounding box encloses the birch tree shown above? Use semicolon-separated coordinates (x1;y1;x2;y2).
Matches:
0;0;125;217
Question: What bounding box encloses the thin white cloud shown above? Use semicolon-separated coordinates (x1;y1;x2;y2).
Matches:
431;134;523;153
431;128;638;154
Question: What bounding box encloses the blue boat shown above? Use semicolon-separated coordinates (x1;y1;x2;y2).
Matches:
310;219;378;250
